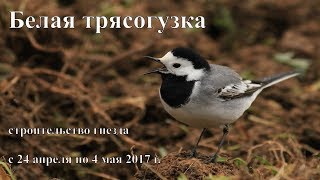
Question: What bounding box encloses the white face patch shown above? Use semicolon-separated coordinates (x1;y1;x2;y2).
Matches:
159;52;205;81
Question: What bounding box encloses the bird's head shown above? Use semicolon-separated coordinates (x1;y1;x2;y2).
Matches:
145;47;210;81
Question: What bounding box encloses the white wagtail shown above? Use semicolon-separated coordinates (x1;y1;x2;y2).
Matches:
144;47;299;162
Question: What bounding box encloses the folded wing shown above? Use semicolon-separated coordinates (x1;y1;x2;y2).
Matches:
217;80;262;100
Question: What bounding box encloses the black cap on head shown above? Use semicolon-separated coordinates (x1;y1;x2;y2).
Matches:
171;47;210;71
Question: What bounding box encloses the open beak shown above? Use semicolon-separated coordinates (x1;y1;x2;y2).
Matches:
144;56;168;75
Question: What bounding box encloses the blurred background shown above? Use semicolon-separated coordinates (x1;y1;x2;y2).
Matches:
0;0;319;179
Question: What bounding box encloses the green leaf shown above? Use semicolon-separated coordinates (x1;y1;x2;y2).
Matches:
273;133;296;140
205;174;229;180
265;165;278;175
273;52;310;71
177;173;188;180
0;161;16;180
227;144;241;151
255;156;272;166
232;157;247;168
178;125;189;133
158;147;167;158
215;156;228;163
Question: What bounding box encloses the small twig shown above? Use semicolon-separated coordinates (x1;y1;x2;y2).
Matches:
1;76;20;93
24;137;58;157
27;75;114;125
90;43;154;73
270;163;287;180
248;115;278;127
24;30;63;54
184;161;195;174
107;97;146;128
19;67;89;93
246;140;293;163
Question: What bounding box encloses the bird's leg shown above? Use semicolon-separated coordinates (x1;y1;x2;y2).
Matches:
210;124;229;162
191;128;206;157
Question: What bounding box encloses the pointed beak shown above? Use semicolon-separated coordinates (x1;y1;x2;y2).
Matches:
144;56;162;63
144;56;168;75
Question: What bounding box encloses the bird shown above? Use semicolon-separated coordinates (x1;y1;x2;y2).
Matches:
144;47;299;162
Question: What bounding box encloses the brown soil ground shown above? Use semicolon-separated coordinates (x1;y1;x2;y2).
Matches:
0;0;320;179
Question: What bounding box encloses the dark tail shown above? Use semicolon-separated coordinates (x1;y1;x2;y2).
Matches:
260;71;300;88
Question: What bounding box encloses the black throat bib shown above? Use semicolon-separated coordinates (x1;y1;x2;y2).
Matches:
160;74;196;108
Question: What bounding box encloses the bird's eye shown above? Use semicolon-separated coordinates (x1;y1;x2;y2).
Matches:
172;63;181;68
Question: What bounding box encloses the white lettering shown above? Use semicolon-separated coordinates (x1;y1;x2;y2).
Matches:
63;16;75;28
123;16;133;28
10;11;24;28
110;16;121;28
96;16;108;33
82;16;95;28
158;16;169;33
